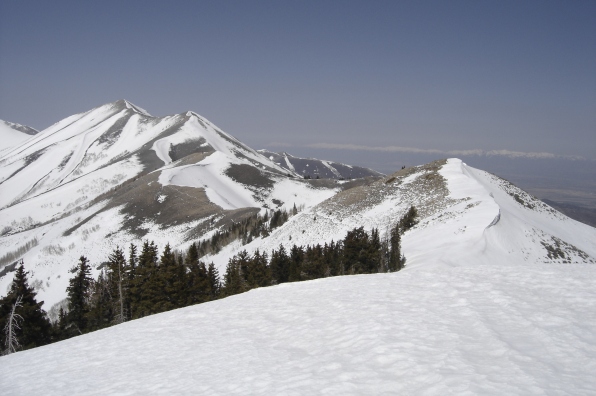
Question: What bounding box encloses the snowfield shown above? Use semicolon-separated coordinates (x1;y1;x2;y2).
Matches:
0;120;38;157
1;263;595;395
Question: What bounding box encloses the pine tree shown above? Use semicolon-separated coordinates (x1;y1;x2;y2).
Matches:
186;243;209;305
388;224;405;272
270;244;290;284
222;256;245;297
128;243;138;273
54;307;67;341
343;227;370;274
0;261;52;351
289;245;304;282
368;228;382;273
107;247;128;324
247;250;271;288
206;263;220;300
86;269;113;331
399;206;419;234
157;243;185;312
66;256;93;334
130;241;159;319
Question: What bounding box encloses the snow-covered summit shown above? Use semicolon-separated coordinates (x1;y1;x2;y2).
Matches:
0;101;347;309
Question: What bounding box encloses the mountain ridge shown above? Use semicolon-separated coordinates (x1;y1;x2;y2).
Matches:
0;101;594;314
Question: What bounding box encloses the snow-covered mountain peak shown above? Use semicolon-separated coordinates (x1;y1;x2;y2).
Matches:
0;101;353;309
120;99;152;116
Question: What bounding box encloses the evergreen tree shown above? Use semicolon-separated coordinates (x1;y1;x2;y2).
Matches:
369;228;382;273
130;241;159;319
270;244;290;284
388;224;405;272
399;206;419;234
186;243;209;305
206;263;220;300
343;227;370;274
107;247;128;324
54;307;67;341
247;250;271;288
156;243;187;312
129;243;138;270
0;261;52;351
66;256;93;334
86;269;113;331
222;256;245;297
325;240;342;277
155;243;177;312
289;245;304;282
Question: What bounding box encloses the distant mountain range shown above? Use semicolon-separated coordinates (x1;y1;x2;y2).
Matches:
258;149;383;180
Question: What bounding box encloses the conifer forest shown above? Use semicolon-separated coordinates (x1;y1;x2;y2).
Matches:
0;207;417;353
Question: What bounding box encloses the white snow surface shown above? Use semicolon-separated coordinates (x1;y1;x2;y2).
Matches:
0;120;38;156
158;151;259;210
1;263;595;394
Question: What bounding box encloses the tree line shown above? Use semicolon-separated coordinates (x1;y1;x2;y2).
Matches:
0;206;417;355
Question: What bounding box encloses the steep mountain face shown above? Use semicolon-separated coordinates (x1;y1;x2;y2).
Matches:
0;100;357;309
258;149;384;179
0;120;39;156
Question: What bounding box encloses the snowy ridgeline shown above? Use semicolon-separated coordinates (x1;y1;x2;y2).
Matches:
1;263;595;395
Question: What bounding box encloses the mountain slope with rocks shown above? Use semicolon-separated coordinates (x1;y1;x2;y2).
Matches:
258;149;384;179
0;101;361;309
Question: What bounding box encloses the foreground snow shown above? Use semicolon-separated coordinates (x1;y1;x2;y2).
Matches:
1;262;595;395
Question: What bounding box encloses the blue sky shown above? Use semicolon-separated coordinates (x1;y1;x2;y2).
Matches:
1;1;594;193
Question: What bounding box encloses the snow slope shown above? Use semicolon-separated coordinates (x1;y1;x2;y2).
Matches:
1;262;595;394
0;120;38;156
207;159;596;271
